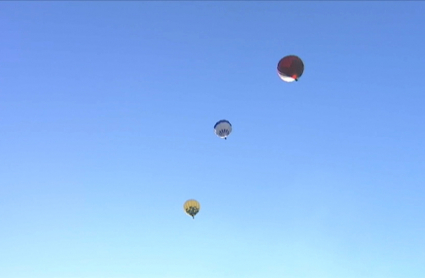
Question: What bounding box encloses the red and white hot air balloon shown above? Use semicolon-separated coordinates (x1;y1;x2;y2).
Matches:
277;55;304;82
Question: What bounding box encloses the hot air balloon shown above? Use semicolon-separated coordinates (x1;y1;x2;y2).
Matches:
184;199;200;219
277;55;304;82
214;120;232;140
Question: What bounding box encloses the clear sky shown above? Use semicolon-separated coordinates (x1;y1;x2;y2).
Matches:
1;2;424;278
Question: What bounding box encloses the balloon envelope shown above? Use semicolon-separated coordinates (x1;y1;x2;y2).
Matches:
183;199;200;219
214;119;232;139
277;55;304;82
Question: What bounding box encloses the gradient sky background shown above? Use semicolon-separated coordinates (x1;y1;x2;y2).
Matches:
1;2;424;278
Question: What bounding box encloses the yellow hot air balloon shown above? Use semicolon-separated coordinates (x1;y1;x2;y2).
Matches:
183;199;200;219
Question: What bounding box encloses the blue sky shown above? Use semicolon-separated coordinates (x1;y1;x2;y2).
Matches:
1;2;424;278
